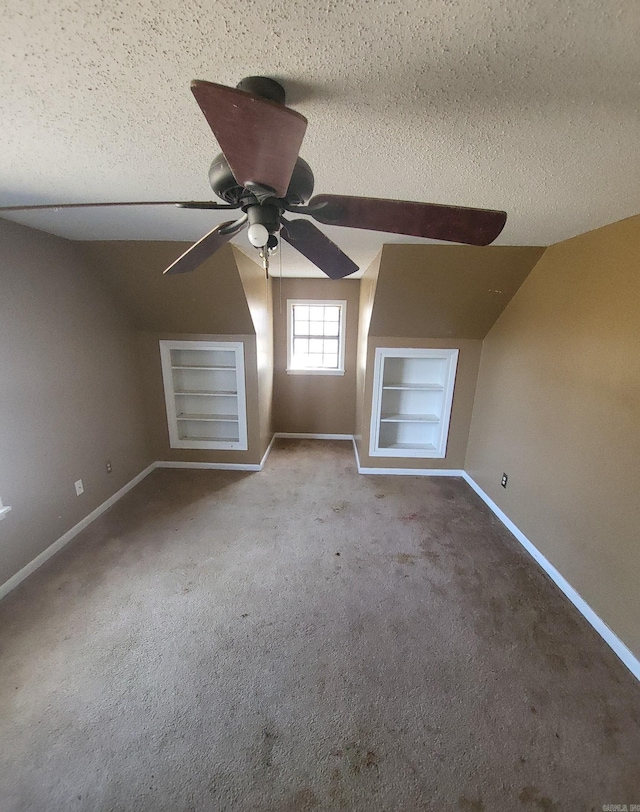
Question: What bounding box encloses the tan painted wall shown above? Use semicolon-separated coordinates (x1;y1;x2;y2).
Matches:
466;215;640;658
272;278;360;434
355;253;382;446
81;242;255;334
83;241;271;465
0;220;151;585
234;249;274;459
355;337;482;470
354;243;541;468
369;245;544;339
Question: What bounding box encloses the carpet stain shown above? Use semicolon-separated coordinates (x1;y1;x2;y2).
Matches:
518;786;558;810
393;553;417;565
279;787;318;810
458;796;485;811
421;549;441;565
260;725;278;769
602;703;623;755
328;768;347;806
400;512;421;522
342;742;379;775
331;501;349;513
374;493;385;499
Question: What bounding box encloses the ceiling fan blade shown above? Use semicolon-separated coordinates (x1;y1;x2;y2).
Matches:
0;201;237;212
163;219;245;275
306;195;507;246
281;218;359;279
191;80;307;198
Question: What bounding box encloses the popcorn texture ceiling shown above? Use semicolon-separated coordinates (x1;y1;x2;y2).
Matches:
1;0;638;276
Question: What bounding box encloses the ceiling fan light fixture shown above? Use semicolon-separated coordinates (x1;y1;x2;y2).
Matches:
247;222;269;247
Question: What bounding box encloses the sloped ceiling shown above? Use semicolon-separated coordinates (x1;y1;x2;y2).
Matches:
1;1;638;277
369;245;545;339
82;242;255;334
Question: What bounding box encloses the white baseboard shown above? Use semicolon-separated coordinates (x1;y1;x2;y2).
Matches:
0;462;157;601
352;437;463;476
275;432;354;441
259;433;277;467
0;438;283;600
157;433;278;473
461;472;640;683
157;460;263;471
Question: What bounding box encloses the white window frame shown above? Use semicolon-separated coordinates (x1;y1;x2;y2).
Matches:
286;299;347;376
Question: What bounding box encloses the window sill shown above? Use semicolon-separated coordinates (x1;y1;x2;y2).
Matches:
286;368;345;376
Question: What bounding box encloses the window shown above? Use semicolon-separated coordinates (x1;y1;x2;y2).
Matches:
287;300;347;375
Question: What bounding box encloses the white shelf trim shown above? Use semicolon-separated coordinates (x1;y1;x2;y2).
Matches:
380;413;440;423
383;383;444;391
171;364;236;371
174;390;237;396
176;413;239;422
160;340;248;451
370;347;458;458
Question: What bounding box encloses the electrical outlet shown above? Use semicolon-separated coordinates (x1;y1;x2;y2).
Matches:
501;473;508;488
106;461;112;474
74;479;84;496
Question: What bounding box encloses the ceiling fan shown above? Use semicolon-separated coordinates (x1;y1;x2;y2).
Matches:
0;76;507;279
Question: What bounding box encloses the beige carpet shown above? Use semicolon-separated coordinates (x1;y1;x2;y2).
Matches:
1;439;639;811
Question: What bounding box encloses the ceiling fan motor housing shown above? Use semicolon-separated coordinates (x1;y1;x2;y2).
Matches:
235;76;286;105
208;154;315;206
247;200;280;235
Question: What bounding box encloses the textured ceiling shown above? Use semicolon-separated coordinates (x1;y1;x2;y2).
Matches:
1;0;638;277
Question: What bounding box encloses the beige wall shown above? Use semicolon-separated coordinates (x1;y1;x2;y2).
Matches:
272;278;360;434
84;241;273;465
81;242;255;334
355;253;382;446
355;337;482;470
234;249;274;459
354;243;541;468
370;245;544;339
466;215;640;658
0;219;151;585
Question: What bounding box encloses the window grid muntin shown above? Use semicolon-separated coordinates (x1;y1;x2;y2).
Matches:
289;301;345;371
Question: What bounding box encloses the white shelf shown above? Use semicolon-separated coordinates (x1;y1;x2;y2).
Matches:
384;442;437;452
180;436;239;443
171;364;235;371
176;413;238;422
381;413;440;423
382;383;444;391
370;348;458;459
174;390;237;397
160;340;248;451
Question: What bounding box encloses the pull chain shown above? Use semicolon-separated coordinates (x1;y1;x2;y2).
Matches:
259;247;270;279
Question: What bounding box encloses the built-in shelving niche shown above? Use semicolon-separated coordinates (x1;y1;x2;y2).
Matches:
160;340;248;450
369;348;458;458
